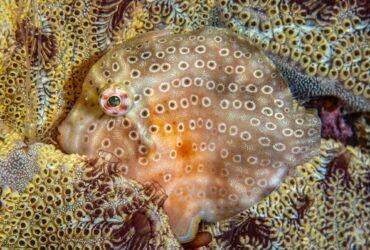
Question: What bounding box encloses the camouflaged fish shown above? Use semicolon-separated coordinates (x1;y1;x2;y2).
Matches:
58;27;321;243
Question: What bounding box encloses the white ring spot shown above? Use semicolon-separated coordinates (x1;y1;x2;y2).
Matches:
206;81;216;90
156;51;165;59
228;83;238;92
244;101;256;110
195;45;207;54
282;128;293;136
246;84;258;93
235;65;245;74
253;69;264;79
182;77;192;87
232;100;242;109
261;85;273;94
265;122;277;130
219;48;230;56
149;63;160;73
218;123;227;133
178;61;189;70
240;131;251;141
220;99;230;109
275;112;285;120
202;97;212;107
247;156;258;165
261;107;274;116
250;118;261;126
127;56;138;64
194;59;205;68
273;143;286;152
207;60;217;70
258;137;271;146
245;177;255;185
159;82;170;93
179;47;190;54
194;77;204;87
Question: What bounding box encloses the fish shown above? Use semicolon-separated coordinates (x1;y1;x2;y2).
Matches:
57;27;321;243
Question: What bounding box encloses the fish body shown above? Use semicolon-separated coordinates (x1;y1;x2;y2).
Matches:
58;27;321;242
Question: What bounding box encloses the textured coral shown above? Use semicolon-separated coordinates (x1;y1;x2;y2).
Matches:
319;98;354;143
354;113;370;153
57;27;321;242
1;130;368;249
201;139;369;249
0;0;141;142
0;0;369;249
0;125;180;249
1;0;368;143
221;0;370;112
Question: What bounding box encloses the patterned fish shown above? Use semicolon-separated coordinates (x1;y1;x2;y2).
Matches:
58;27;321;243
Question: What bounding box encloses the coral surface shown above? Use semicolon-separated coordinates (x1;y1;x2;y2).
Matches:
202;139;369;249
220;0;370;112
0;0;369;249
1;126;368;249
0;123;180;249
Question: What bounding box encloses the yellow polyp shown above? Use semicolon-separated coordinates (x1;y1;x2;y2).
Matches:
332;58;343;70
358;72;369;82
284;27;297;38
351;65;361;77
339;68;350;81
260;21;271;32
260;39;269;50
280;45;290;57
360;61;370;71
306;63;317;76
270;41;280;54
318;63;330;76
364;87;370;98
328;68;338;80
312;51;324;63
274;32;286;44
302;33;313;44
352;48;362;61
353;82;365;96
303;44;313;55
343;53;352;64
272;18;282;28
300;55;311;68
291;48;302;62
239;11;250;24
248;18;259;28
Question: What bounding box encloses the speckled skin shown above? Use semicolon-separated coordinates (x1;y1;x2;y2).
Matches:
58;27;321;242
0;0;369;248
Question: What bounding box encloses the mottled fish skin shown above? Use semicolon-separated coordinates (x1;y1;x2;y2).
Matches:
58;27;321;243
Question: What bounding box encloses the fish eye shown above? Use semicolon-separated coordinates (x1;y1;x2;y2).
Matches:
99;87;132;116
108;96;121;107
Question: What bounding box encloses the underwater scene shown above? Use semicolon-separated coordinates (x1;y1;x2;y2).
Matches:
0;0;369;249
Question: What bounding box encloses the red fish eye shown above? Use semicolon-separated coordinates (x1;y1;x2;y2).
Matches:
99;87;132;116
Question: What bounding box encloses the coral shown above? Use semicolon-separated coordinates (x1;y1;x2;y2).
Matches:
0;0;368;248
220;0;370;112
319;98;354;143
201;139;369;249
0;0;18;66
0;127;180;249
0;0;141;142
57;27;321;242
354;113;370;153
